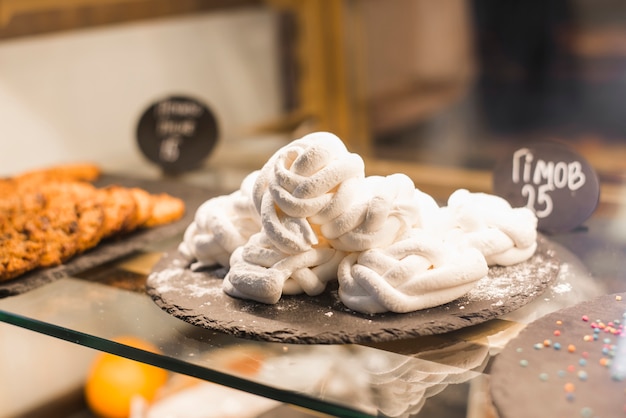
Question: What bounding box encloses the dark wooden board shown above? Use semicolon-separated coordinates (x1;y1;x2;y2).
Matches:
0;174;214;298
146;236;560;344
491;292;626;418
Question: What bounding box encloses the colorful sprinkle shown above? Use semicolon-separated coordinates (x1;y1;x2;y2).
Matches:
616;295;622;301
517;308;626;415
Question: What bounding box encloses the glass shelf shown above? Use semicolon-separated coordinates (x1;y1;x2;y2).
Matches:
0;257;485;418
1;183;625;418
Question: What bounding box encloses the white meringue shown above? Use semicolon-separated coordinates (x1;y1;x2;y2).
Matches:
259;191;319;254
223;232;345;304
252;131;365;216
251;132;366;254
269;144;365;219
176;132;540;314
321;174;421;252
411;188;441;229
337;229;488;314
444;189;538;266
178;171;261;269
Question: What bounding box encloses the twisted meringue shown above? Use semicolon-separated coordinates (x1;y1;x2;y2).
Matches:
411;188;441;229
252;132;366;253
223;232;346;304
253;132;365;215
337;229;488;314
178;171;261;269
321;174;423;252
444;189;538;266
176;132;539;314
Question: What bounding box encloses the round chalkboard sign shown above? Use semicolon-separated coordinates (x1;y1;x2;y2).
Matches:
493;141;600;233
136;96;218;174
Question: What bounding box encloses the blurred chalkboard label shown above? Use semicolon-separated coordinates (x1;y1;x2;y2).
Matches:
136;96;218;174
493;141;600;233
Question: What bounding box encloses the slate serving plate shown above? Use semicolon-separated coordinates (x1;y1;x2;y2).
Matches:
0;174;212;298
491;292;626;418
146;235;560;344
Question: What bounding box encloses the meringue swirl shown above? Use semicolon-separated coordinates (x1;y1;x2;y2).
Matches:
320;174;423;252
177;132;539;314
337;229;488;314
223;232;345;304
178;171;261;269
444;189;538;266
252;132;366;253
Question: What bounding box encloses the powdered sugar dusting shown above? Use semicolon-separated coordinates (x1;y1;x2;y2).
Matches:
148;268;182;293
148;263;225;300
145;236;561;344
552;281;573;294
184;282;222;299
464;252;557;303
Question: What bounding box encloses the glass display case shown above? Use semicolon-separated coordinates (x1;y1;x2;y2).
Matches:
1;1;625;417
0;166;624;417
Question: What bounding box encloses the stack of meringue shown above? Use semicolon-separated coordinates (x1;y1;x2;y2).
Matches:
178;132;538;314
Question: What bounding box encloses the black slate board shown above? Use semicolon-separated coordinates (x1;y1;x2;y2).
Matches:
491;292;626;418
146;235;560;344
0;174;213;298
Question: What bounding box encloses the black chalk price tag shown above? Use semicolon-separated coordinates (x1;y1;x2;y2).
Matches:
136;96;218;174
493;141;600;233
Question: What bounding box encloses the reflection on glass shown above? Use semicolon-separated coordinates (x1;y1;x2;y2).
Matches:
0;231;608;417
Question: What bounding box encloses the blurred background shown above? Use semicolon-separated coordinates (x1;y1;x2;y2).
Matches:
2;0;625;181
1;0;626;416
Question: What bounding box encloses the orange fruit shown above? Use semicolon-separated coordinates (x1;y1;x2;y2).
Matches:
84;336;168;418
